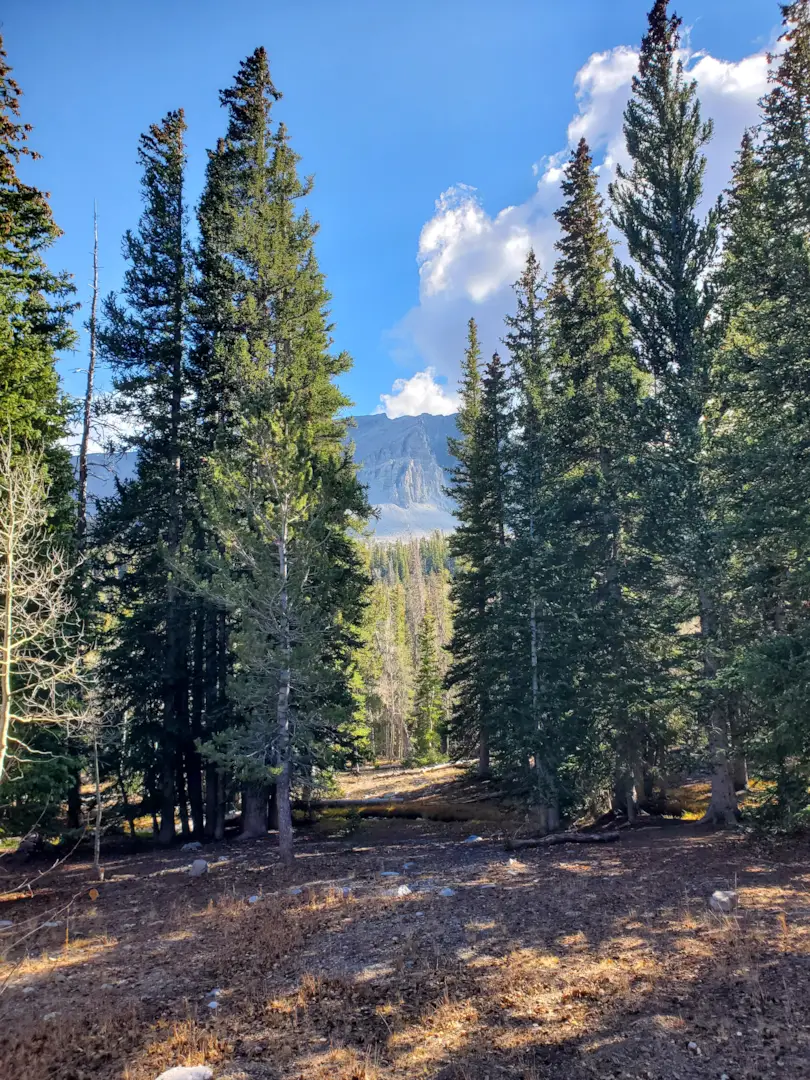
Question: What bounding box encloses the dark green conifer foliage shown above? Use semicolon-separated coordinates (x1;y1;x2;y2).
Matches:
97;110;195;843
715;1;810;818
194;49;369;859
609;1;735;823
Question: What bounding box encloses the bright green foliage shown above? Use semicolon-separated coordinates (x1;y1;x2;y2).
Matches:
409;611;444;764
0;35;75;497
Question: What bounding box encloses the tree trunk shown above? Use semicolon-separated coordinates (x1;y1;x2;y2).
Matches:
276;518;294;867
67;769;83;830
732;754;748;793
478;724;490;779
204;762;218;840
268;784;279;830
240;784;268;839
92;728;103;879
214;769;225;841
699;589;738;825
176;752;190;838
157;747;176;845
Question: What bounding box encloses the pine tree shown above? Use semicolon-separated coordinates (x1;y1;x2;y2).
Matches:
609;1;734;823
409;611;444;764
501;250;566;828
196;49;369;860
548;139;665;818
97;110;195;843
715;2;810;818
0;35;75;494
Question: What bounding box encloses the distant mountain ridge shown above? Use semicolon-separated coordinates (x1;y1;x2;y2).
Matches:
79;412;460;538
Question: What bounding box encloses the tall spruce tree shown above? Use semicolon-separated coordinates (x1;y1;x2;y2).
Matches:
548;139;664;818
502;251;566;828
97;110;195;844
446;320;488;771
609;1;734;822
715;2;810;817
195;49;368;859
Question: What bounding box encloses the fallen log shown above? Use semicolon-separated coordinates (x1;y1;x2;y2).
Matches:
505;830;621;851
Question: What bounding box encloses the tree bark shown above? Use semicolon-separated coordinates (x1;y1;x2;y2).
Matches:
276;514;294;866
478;724;491;779
76;203;98;551
240;784;268;839
157;747;176;845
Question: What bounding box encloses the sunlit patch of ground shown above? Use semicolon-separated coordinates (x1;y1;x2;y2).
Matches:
2;771;810;1079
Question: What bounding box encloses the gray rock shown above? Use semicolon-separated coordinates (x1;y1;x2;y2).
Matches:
380;871;400;877
155;1068;213;1080
247;895;259;904
463;835;484;843
0;919;13;929
181;841;203;852
189;859;208;878
709;889;738;914
395;884;412;897
288;886;303;895
439;887;456;897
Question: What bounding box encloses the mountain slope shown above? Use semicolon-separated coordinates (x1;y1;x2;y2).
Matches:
79;412;460;538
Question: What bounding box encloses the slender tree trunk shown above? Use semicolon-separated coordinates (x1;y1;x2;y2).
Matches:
1;474;15;786
204;762;218;841
276;513;294;866
478;723;490;779
188;603;205;839
76;204;99;550
214;769;225;841
67;770;83;829
176;751;190;838
92;727;103;879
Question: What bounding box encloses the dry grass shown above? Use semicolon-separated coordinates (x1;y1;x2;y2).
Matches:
2;772;810;1079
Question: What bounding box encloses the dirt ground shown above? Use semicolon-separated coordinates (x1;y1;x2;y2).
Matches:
1;766;809;1080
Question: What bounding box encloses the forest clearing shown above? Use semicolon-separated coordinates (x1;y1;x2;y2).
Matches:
2;764;810;1080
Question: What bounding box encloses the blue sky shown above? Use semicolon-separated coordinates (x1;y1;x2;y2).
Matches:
5;0;777;424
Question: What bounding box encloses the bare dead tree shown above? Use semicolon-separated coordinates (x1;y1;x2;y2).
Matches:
0;436;90;785
76;203;99;550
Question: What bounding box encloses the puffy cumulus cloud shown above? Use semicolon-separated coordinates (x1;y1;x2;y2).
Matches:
377;367;460;419
382;37;770;413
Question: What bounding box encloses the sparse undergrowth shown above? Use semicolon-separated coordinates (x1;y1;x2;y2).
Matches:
1;769;810;1079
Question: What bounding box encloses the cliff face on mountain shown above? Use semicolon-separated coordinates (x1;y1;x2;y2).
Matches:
79;412;460;538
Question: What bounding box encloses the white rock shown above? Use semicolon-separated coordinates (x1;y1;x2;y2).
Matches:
414;911;425;917
709;889;738;914
688;1042;698;1051
207;1000;219;1009
181;841;202;852
396;884;412;897
380;871;400;878
155;1068;213;1080
247;895;259;904
22;986;35;995
189;859;208;878
0;920;13;929
439;887;456;897
42;1012;58;1021
464;835;484;843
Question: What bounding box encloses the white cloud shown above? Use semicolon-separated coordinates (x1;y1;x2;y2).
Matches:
382;35;770;412
377;367;460;419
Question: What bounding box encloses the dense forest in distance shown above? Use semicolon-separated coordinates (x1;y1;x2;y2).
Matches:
4;0;810;864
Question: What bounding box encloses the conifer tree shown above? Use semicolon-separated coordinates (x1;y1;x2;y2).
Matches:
409;611;444;764
548;139;664;817
97;110;195;843
196;49;368;859
715;1;810;817
0;35;75;491
609;1;734;822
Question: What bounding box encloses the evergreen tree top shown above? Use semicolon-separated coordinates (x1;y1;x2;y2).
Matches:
639;0;681;76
